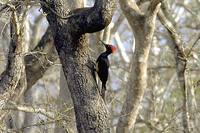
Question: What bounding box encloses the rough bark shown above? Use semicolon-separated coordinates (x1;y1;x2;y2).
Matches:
55;1;83;132
0;23;57;92
0;10;24;108
116;0;161;132
25;27;57;89
40;0;115;132
0;9;25;129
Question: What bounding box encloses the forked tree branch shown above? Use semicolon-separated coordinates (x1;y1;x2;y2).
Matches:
116;0;161;132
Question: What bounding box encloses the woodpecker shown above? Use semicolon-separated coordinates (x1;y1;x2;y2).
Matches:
96;41;117;101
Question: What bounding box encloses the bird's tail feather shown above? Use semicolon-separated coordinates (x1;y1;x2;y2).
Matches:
101;84;106;102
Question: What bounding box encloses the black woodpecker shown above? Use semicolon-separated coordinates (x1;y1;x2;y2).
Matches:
96;42;117;101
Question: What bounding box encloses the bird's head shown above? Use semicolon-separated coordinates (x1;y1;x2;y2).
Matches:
105;44;117;54
100;40;117;54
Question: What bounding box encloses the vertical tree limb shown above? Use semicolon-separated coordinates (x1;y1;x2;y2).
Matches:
158;8;191;133
55;0;84;132
0;8;26;127
0;9;24;107
116;0;161;132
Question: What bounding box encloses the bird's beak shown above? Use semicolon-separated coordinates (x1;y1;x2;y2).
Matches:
99;40;107;47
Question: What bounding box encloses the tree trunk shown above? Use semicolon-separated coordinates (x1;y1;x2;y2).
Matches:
40;0;115;132
116;0;161;132
55;1;82;132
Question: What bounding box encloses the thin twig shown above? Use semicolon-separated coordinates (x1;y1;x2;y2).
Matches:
186;35;200;57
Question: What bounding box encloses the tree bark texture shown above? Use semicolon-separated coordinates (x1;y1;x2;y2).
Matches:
25;27;57;89
0;9;26;128
0;10;24;108
55;1;83;132
40;0;115;132
0;26;56;94
116;0;161;132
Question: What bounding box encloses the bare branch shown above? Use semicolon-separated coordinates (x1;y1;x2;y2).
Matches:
158;6;191;133
2;102;54;119
25;27;57;89
186;35;200;57
137;115;162;132
3;118;67;133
